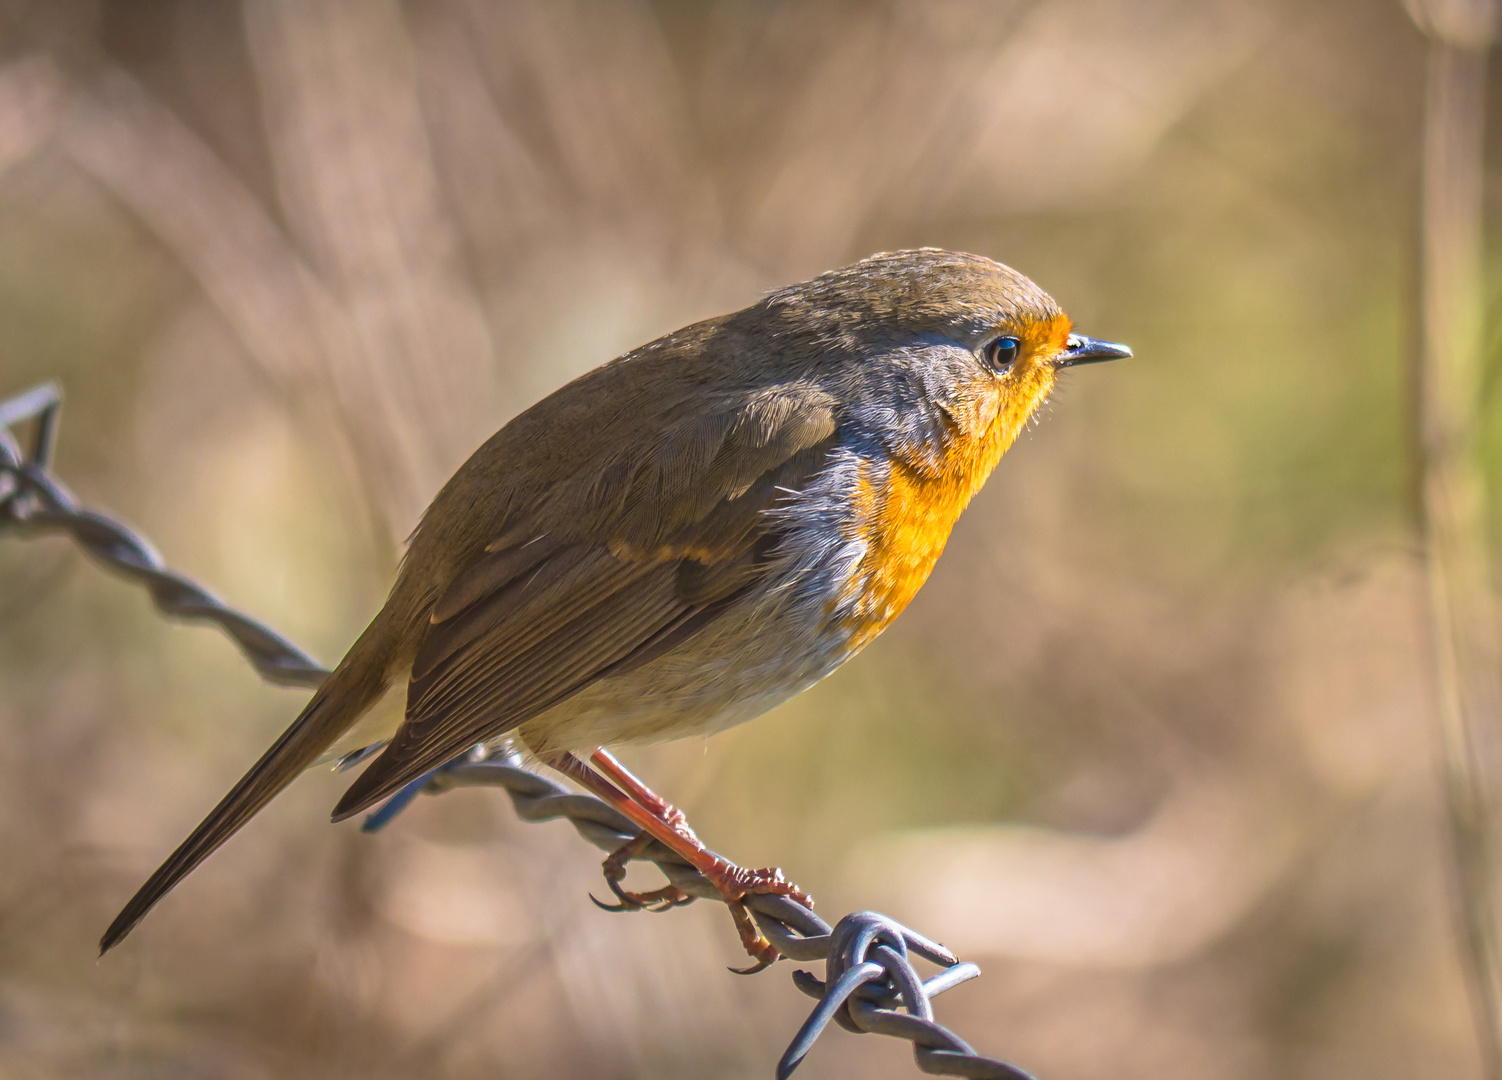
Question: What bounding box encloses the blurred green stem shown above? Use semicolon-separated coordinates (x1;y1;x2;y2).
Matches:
1411;5;1502;1076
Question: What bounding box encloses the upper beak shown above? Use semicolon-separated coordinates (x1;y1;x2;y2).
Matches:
1056;333;1132;368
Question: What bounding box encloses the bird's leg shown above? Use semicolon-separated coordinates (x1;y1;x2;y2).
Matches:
588;747;697;840
587;749;812;918
542;750;697;910
542;749;813;971
586;747;700;910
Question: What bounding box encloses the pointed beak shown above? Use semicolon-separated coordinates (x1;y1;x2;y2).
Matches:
1056;334;1132;368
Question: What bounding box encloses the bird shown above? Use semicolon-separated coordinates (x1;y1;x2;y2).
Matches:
99;248;1129;967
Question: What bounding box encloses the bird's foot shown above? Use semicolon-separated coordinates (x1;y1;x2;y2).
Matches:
697;857;814;973
703;861;812;907
544;748;812;971
593;830;695;911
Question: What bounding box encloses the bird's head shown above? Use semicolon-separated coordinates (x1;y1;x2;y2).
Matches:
756;248;1129;476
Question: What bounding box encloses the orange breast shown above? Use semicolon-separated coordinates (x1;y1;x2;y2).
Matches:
839;460;971;650
835;332;1065;650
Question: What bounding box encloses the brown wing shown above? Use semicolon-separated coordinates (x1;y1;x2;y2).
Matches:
330;386;837;819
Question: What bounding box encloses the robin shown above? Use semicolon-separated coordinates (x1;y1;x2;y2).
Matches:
100;248;1129;968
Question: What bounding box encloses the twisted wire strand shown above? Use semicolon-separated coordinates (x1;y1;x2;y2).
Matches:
1;382;1036;1080
0;384;329;689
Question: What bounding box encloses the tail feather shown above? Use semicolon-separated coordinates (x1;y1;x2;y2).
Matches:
100;655;391;954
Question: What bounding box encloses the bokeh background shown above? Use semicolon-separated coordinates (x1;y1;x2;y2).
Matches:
0;0;1491;1077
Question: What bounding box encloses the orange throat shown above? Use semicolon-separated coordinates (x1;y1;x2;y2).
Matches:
838;346;1060;650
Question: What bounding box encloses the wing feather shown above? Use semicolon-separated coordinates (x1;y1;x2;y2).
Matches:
429;536;554;624
331;385;839;819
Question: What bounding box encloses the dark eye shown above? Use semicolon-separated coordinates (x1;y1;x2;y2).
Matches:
984;335;1020;373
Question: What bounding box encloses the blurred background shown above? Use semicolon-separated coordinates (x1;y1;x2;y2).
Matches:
0;0;1490;1077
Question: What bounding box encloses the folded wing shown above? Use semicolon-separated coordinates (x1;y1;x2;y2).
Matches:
331;384;837;818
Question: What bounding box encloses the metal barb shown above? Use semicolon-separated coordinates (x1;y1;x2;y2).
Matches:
1;382;1037;1080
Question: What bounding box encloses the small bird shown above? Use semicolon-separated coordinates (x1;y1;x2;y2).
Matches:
100;248;1128;966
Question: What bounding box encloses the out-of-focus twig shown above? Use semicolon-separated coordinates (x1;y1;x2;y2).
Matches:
58;66;405;558
243;0;499;525
0;55;61;177
1404;1;1502;1076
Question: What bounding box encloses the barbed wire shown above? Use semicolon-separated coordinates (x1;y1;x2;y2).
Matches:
0;384;329;689
1;382;1037;1080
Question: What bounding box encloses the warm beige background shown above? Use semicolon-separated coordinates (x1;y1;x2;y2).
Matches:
0;1;1486;1077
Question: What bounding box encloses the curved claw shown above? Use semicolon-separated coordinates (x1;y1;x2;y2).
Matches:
590;892;639;913
729;953;777;976
725;899;783;973
595;864;694;913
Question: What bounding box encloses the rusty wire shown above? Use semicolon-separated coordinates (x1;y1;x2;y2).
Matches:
1;381;1036;1080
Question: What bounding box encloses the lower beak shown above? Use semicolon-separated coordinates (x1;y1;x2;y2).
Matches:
1056;334;1132;368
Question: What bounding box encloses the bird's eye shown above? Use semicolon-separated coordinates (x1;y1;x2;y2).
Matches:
984;336;1020;373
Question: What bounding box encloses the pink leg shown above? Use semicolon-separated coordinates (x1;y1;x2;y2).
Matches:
543;749;813;970
588;747;696;838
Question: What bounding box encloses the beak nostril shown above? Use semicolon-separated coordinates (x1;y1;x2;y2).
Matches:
1057;335;1131;368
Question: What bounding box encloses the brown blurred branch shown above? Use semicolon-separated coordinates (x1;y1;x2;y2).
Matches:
49;4;502;556
0;55;61;177
1406;1;1502;1076
57;65;405;559
242;0;500;520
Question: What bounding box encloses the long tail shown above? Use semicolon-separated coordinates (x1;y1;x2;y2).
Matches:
99;630;394;954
